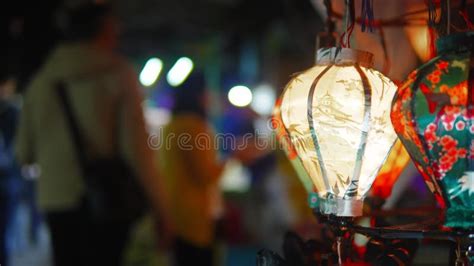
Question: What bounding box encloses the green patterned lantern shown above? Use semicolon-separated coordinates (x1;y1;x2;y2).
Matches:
391;32;474;228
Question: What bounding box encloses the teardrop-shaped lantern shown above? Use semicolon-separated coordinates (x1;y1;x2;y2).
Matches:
371;140;411;200
391;32;474;228
279;47;398;217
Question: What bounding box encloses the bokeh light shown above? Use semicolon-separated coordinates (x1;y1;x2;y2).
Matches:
251;84;276;116
166;57;194;87
139;57;163;87
228;85;253;107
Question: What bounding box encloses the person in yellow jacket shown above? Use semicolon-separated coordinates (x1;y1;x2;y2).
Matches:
159;71;224;266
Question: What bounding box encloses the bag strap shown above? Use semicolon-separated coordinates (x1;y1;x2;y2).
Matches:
56;81;88;172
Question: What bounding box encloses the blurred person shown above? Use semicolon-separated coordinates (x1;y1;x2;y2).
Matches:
15;3;170;266
159;71;225;266
0;74;22;266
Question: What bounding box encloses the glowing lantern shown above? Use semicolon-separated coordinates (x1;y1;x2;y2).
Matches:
279;47;398;217
391;32;474;228
371;140;411;200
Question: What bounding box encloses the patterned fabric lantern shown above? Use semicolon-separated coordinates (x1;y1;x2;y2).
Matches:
371;140;411;200
391;32;474;228
278;47;398;217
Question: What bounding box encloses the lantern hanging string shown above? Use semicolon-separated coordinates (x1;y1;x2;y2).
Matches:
340;0;355;48
447;0;451;34
427;0;439;58
459;0;474;30
360;0;375;32
429;0;450;36
427;0;438;30
337;237;343;266
455;238;464;265
378;26;391;74
328;0;473;60
436;0;450;35
329;1;474;28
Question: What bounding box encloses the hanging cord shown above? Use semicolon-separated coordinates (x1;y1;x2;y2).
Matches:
436;0;450;36
459;0;474;30
340;0;355;48
329;1;474;28
427;0;438;29
360;0;375;32
378;26;391;74
341;0;349;47
455;238;466;266
337;236;343;266
435;0;445;35
427;0;439;58
447;0;451;34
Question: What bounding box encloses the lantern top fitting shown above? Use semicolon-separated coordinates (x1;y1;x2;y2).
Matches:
316;47;374;68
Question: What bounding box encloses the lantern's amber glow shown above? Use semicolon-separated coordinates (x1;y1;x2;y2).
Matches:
391;32;474;228
371;140;411;199
405;22;431;62
279;48;398;216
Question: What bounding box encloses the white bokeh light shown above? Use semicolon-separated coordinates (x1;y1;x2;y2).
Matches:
251;84;276;116
228;85;253;107
139;58;163;87
220;159;251;193
166;57;194;87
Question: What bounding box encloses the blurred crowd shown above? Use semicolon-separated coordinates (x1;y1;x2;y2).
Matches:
0;2;317;266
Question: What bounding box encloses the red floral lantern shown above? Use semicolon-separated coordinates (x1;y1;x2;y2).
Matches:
391;32;474;228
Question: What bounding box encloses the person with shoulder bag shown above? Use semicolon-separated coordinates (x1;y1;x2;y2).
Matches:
15;3;172;266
